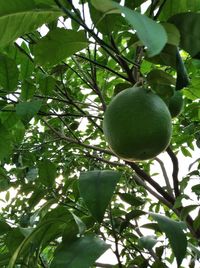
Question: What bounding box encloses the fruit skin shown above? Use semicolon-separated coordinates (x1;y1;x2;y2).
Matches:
103;87;172;161
168;90;184;118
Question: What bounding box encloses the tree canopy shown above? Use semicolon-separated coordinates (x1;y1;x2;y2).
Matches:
0;0;200;267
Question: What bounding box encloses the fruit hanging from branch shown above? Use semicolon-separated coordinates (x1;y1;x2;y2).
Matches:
103;86;172;161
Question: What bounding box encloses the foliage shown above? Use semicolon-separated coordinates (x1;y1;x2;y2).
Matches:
0;0;200;267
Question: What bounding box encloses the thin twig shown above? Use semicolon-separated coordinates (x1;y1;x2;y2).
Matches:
109;205;123;268
154;157;174;198
41;118;113;155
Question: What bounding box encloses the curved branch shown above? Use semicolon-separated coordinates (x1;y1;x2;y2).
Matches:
166;147;180;197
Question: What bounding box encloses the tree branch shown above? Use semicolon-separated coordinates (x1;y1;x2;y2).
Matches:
127;161;175;204
166;147;180;198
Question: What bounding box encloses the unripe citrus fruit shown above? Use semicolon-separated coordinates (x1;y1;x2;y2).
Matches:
168;91;184;118
103;87;172;161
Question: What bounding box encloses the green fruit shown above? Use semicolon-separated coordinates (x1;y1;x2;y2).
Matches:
168;91;184;118
103;87;172;161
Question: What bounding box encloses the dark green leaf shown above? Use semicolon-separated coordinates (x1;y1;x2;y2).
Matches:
147;69;175;98
0;123;13;160
0;167;9;191
151;213;187;266
0;220;11;235
191;184;200;196
170;13;200;58
0;54;19;91
180;205;198;221
160;0;200;21
175;48;190;90
79;170;121;222
50;235;110;268
38;159;56;187
16;100;42;123
20;80;35;101
39;75;56;95
119;193;145;207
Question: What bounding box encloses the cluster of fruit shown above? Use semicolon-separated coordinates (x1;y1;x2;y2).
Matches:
103;86;184;161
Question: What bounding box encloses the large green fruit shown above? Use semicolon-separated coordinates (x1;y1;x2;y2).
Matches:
168;91;184;118
103;87;172;161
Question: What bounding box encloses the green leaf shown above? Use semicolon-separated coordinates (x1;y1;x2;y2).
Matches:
0;123;13;160
50;235;110;268
180;205;198;221
20;80;35;101
0;54;19;91
151;213;187;267
0;220;11;235
38;159;57;187
8;206;78;268
0;167;9;191
138;235;158;250
119;193;145;207
79;170;121;222
16;100;42;123
170;13;200;58
175;48;190;90
34;28;88;66
147;69;175;98
162;23;180;46
191;184;200;196
0;0;62;48
159;0;200;21
181;146;192;157
91;0;167;56
125;0;147;10
39;75;56;95
148;44;177;68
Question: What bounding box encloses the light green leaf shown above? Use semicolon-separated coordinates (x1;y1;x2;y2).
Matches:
91;0;119;13
0;0;62;48
151;213;187;267
162;23;180;46
38;159;57;187
16;100;42;123
181;146;192;158
50;235;110;268
138;235;158;250
117;6;167;57
79;170;121;222
0;54;19;91
91;0;167;56
34;28;88;66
